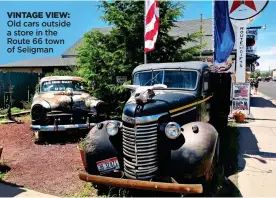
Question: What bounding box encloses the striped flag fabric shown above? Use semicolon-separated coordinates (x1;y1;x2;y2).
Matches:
144;0;159;53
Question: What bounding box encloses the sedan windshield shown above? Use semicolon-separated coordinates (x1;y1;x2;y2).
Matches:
41;80;85;92
133;70;198;89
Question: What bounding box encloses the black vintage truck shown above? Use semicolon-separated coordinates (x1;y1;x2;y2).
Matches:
79;61;231;194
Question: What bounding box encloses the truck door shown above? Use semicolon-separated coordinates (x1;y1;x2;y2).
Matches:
200;70;211;122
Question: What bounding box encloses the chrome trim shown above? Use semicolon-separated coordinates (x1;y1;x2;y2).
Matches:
122;112;167;124
31;123;96;132
171;106;197;117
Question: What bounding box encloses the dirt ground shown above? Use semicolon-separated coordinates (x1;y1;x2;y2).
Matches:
0;116;96;197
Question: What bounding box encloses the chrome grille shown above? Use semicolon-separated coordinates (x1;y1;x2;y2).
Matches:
123;122;158;180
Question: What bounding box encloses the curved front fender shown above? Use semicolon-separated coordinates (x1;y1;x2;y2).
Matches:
84;121;123;174
170;122;218;180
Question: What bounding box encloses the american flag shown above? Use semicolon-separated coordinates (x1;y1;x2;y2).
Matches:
234;88;248;97
145;0;159;53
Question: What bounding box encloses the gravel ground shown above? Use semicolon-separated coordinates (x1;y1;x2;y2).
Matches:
0;116;96;197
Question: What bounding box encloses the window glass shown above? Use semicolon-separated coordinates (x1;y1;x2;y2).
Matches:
41;80;85;92
163;71;197;89
133;70;198;89
134;71;163;86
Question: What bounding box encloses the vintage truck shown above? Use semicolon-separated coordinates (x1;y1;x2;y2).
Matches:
31;76;106;142
79;62;231;195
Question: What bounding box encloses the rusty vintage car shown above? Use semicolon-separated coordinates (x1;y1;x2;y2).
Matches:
31;76;106;142
79;62;232;195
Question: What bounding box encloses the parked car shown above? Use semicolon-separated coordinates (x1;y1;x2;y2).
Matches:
31;76;106;142
79;62;231;195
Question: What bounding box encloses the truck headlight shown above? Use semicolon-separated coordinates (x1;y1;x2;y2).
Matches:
165;122;181;139
106;121;119;136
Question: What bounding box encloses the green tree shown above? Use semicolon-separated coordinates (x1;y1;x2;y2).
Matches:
45;68;81;77
77;0;204;115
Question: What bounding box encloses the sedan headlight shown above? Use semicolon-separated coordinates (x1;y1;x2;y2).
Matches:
106;121;119;136
165;122;181;139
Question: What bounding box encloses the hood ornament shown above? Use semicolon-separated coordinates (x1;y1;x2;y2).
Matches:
65;88;74;96
123;84;167;104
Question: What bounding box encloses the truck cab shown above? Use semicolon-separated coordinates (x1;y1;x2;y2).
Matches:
79;62;231;194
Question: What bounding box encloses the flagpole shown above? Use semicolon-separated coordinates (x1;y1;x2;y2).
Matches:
144;0;147;64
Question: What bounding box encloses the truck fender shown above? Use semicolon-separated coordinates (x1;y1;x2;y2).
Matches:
83;120;123;174
170;122;218;180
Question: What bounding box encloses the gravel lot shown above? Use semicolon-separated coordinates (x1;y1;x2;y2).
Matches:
0;116;96;197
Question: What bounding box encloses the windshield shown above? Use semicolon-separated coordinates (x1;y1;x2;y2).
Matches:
41;80;86;92
133;70;198;89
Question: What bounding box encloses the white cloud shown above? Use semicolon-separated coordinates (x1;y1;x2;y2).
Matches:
258;46;276;56
257;57;276;71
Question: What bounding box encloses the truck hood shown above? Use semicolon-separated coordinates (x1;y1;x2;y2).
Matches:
123;90;196;118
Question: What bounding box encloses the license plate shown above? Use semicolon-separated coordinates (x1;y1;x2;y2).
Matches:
96;157;120;174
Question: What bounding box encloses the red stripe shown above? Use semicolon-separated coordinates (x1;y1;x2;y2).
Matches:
146;1;156;24
145;0;159;53
145;17;159;40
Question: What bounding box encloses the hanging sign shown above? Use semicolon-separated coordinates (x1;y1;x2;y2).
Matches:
228;0;269;20
232;20;248;83
246;28;258;54
232;83;250;114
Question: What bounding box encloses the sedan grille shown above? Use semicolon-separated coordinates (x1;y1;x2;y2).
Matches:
122;122;158;180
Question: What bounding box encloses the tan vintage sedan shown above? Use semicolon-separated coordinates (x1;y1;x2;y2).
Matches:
31;76;106;142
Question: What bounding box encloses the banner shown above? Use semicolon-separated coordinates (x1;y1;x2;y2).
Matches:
232;20;248;83
213;0;235;72
246;28;258;54
232;83;250;114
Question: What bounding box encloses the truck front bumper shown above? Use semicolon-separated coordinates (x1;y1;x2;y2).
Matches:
31;123;96;131
79;172;203;194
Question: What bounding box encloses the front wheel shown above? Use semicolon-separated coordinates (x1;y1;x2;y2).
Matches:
203;137;224;196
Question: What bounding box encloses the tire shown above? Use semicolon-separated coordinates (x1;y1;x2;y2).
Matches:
203;137;224;196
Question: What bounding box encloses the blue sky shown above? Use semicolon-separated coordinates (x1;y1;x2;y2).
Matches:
0;1;275;71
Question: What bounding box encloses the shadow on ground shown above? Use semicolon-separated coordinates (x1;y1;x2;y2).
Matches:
0;181;26;197
34;130;89;145
238;127;276;173
0;164;24;197
250;96;276;108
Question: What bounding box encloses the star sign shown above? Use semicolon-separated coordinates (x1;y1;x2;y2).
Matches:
230;0;257;14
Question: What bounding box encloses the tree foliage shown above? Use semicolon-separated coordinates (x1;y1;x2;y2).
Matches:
45;68;81;77
77;0;204;115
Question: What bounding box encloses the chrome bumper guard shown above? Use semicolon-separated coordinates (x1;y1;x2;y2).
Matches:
31;123;96;131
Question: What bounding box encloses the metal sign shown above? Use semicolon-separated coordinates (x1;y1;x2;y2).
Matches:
246;28;258;54
116;76;127;85
232;83;250;115
228;0;269;20
232;20;247;83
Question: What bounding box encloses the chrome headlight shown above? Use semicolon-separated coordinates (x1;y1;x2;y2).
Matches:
106;121;119;136
165;122;181;139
